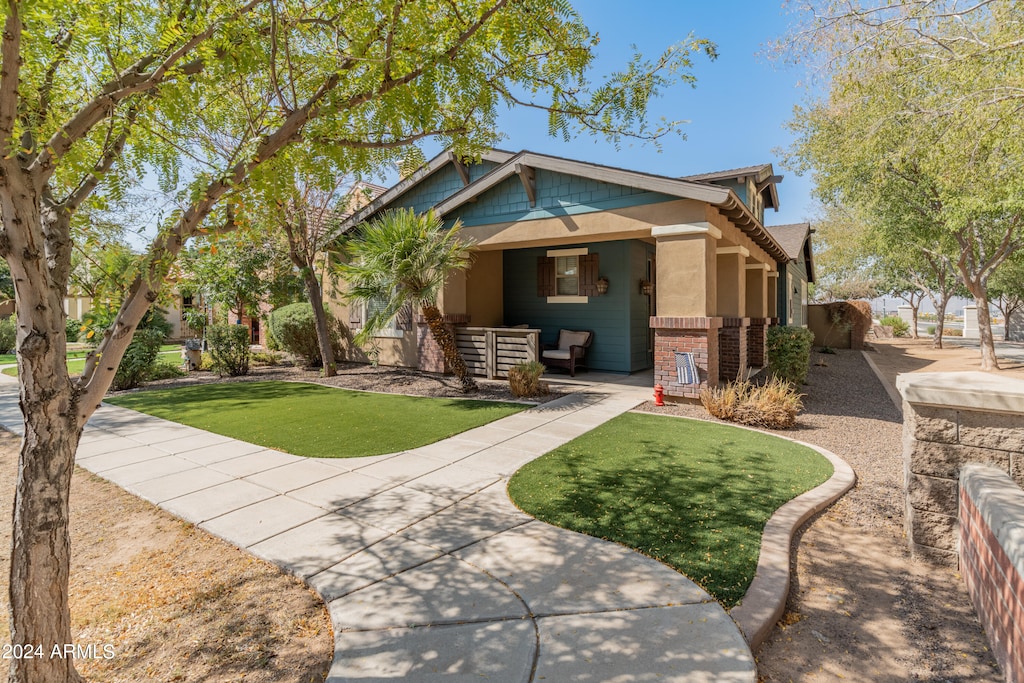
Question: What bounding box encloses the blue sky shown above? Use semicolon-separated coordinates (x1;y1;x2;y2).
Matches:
475;1;816;227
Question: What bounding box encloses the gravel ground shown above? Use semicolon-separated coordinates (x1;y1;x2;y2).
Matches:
636;349;1002;682
121;359;561;404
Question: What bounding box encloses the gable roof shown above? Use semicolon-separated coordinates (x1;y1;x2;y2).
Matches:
336;149;790;262
338;149;515;232
681;163;782;212
765;222;815;282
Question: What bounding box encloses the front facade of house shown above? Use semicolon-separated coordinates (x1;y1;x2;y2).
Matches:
331;150;814;400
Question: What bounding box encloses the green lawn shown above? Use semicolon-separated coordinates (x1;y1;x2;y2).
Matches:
507;413;833;607
105;381;526;458
0;344;179;367
2;349;182;377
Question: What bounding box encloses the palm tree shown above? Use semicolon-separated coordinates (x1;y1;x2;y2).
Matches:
340;208;477;392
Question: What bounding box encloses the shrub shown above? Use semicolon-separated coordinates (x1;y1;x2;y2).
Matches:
944;327;963;337
206;324;251;377
508;361;547;398
879;315;910;338
0;317;15;355
700;377;803;429
268;302;343;367
83;307;173;391
199;352;215;370
927;325;936;336
144;362;186;381
251;350;283;367
766;325;815;384
65;317;82;343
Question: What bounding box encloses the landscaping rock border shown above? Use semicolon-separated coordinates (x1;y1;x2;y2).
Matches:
729;440;856;650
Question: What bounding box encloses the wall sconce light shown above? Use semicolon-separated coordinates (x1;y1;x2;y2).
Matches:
639;279;654;296
596;276;610;295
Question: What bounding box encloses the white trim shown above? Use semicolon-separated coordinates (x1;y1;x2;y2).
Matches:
372;329;405;339
546;295;589;304
546;247;588;257
767;271;780;278
746;263;770;271
717;245;750;257
651;222;723;240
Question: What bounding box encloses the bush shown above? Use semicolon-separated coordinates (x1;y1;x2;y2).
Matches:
83;307;173;391
944;327;963;337
65;317;82;343
144;362;186;381
766;325;815;384
206;324;251;377
268;303;343;367
508;361;547;398
700;377;803;429
927;325;936;336
0;317;15;355
879;315;910;338
251;350;283;367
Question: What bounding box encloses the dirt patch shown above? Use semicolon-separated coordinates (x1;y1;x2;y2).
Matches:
0;431;332;682
868;337;1024;389
636;349;1003;681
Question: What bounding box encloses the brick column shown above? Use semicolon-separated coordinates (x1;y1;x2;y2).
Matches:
747;317;768;368
650;316;722;400
416;314;470;374
718;317;749;382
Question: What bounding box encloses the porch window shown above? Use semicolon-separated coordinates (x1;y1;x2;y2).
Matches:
348;294;412;338
538;248;599;303
555;256;579;295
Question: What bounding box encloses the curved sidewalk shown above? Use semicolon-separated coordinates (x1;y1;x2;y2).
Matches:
0;377;755;682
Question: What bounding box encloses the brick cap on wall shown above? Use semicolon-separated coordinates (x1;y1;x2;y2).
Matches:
649;316;722;330
960;464;1024;583
414;313;471;325
897;371;1024;415
720;317;751;327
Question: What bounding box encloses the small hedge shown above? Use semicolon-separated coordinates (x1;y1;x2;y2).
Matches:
268;303;343;367
879;315;910;338
0;317;15;355
767;325;815;384
207;324;251;377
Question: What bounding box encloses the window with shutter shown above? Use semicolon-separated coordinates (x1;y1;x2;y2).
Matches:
541;248;596;303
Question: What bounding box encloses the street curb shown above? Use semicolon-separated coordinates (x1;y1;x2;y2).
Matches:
861;349;904;417
730;440;856;652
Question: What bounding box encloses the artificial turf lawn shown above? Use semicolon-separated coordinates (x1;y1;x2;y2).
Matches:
507;412;833;607
105;381;526;458
1;349;181;377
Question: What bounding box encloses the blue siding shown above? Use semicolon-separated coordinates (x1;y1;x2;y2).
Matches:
389;160;500;214
503;240;637;373
456;168;677;227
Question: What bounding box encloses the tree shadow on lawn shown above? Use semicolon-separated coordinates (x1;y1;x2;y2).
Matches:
115;380;523;413
512;435;826;607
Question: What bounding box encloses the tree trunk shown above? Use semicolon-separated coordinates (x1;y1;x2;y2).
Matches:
910;305;919;339
933;299;948;349
420;304;476;392
974;293;1000;371
303;270;337;377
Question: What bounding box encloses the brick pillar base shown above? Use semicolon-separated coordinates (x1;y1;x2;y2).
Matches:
719;317;750;382
416;314;470;374
747;317;768;368
650;316;722;400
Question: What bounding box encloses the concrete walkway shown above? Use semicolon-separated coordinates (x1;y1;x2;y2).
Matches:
0;376;755;682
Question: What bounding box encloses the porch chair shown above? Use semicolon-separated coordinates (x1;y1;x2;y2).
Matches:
541;329;593;377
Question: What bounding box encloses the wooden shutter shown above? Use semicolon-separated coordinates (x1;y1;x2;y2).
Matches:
579;253;599;297
537;256;555;297
396;303;413;331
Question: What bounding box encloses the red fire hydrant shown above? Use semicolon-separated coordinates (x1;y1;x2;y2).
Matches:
653;383;665;407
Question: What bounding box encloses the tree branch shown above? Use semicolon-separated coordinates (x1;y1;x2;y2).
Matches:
0;1;23;154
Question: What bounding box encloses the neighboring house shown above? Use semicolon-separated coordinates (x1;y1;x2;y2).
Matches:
330;149;813;400
764;222;816;328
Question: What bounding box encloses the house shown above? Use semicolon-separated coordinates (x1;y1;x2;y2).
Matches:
764;222;815;327
330;149;813;401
